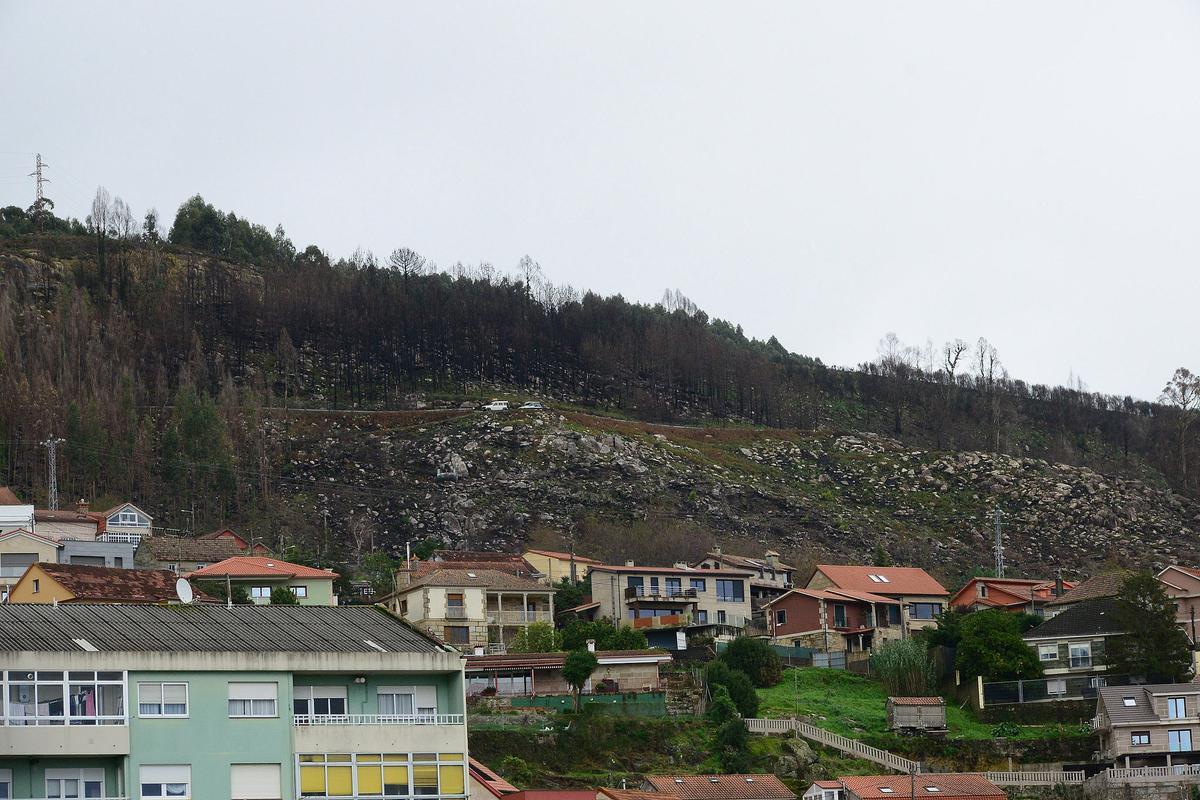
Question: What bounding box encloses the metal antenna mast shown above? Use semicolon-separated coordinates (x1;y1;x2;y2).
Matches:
42;436;66;510
993;507;1005;578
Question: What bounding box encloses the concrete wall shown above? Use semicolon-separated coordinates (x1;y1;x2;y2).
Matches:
61;539;136;567
34;520;98;541
523;551;594;583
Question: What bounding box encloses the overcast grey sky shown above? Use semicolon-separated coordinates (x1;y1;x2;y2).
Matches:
3;1;1198;400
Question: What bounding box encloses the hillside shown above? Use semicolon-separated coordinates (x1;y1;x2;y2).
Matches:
0;201;1197;577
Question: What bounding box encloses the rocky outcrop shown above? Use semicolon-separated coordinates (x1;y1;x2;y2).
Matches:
277;411;1199;579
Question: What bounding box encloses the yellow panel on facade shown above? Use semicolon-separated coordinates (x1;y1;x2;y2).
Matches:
327;766;353;796
440;765;465;794
413;764;438;790
383;766;408;794
357;766;383;795
439;753;464;761
299;766;325;794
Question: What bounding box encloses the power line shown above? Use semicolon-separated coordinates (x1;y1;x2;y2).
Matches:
28;153;49;221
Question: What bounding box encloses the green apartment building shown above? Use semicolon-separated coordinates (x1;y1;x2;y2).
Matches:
0;604;468;799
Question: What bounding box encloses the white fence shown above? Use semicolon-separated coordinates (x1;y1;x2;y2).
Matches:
983;771;1085;786
746;718;919;773
293;713;464;726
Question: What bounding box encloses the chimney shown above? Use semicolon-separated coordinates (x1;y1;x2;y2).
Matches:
473;645;485;656
77;499;89;514
713;545;722;557
394;567;414;588
673;561;688;570
765;550;779;569
1055;571;1064;597
586;639;596;652
625;560;635;567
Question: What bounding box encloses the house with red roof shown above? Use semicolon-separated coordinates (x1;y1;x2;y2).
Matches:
802;782;844;800
837;774;1003;800
198;527;271;555
806;565;949;636
949;576;1075;616
640;774;796;800
762;586;902;651
469;758;520;799
7;562;216;604
522;547;604;583
188;556;339;605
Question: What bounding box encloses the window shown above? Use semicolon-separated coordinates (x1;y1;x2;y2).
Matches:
695;610;708;624
294;686;348;720
717;610;727;624
250;586;272;599
298;752;465;799
886;604;902;625
1068;642;1091;668
1123;697;1137;707
113;509;149;527
46;768;104;799
32;579;39;594
444;626;470;645
229;764;281;800
867;574;891;584
924;788;940;793
690;578;706;593
878;788;894;794
1038;644;1058;661
4;670;125;726
775;609;787;626
1046;679;1067;696
665;577;682;596
909;603;942;620
379;685;437;718
139;682;188;717
1169;730;1193;752
228;682;277;718
1131;732;1151;746
0;768;10;800
978;584;988;598
139;765;190;798
290;585;308;599
833;604;848;628
1090;677;1107;689
715;580;744;602
1169;697;1188;720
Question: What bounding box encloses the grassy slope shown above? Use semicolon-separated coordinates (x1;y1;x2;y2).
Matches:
758;668;1080;742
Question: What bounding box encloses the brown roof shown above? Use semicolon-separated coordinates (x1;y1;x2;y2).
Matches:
0;486;23;505
34;509;104;524
427;550;540;574
402;568;552;592
1046;570;1132;606
466;649;670;670
643;776;796;800
524;548;604;564
599;790;663;800
839;775;1003;800
32;563;216;603
704;551;796;572
814;565;948;596
138;535;244;563
590;564;754;577
889;696;945;706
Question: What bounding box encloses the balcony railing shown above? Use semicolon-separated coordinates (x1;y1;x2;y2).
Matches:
624;586;698;601
1069;656;1093;668
97;532;145;544
446;606;468;619
487;610;552;625
293;713;464;726
631;613;693;630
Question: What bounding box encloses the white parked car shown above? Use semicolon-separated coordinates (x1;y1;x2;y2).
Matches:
519;401;545;410
482;400;510;411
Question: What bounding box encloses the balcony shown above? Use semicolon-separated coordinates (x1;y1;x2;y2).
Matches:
96;532;144;544
292;713;466;754
487;609;552;625
624;586;698;602
445;606;468;619
2;723;130;756
631;613;692;630
1069;656;1093;669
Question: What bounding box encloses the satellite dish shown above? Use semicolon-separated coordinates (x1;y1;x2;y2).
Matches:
175;578;194;604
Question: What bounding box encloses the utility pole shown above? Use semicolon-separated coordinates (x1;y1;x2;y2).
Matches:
29;154;50;226
993;507;1004;579
42;436;65;510
180;503;195;535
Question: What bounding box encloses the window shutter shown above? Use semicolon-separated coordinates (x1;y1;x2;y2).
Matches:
163;684;187;705
230;764;281;800
140;765;191;784
229;682;277;700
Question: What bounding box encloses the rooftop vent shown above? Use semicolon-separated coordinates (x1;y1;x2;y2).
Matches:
363;639;387;653
709;779;720;784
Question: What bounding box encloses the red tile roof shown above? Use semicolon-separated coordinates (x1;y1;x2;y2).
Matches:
469;758;519;797
814;565;948;596
33;563;217;603
888;696;944;706
590;564;754;577
839;775;1003;800
643;775;796;800
188;556;338;580
599;790;664;800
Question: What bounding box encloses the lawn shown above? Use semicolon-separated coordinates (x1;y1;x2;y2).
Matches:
758;668;1070;741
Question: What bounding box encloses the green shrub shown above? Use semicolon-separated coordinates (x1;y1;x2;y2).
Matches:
991;721;1021;738
707;685;740;725
705;661;759;717
870;639;935;695
720;636;783;687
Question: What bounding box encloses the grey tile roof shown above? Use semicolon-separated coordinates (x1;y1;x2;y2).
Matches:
1099;684;1200;725
138;535;244;563
0;604;448;654
1023;597;1127;639
402;568;552;592
1047;571;1131;606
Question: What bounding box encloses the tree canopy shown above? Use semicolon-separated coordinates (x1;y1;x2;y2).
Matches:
1108;572;1194;683
954;609;1043;681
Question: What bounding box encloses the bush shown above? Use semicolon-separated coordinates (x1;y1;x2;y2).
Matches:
560;619;648;651
870;639;935;695
705;661;759;718
955;609;1042;681
991;721;1021;738
496;755;535;787
720;636;783;687
707;685;740;725
270;586;299;605
509;622;561;653
715;719;751;772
